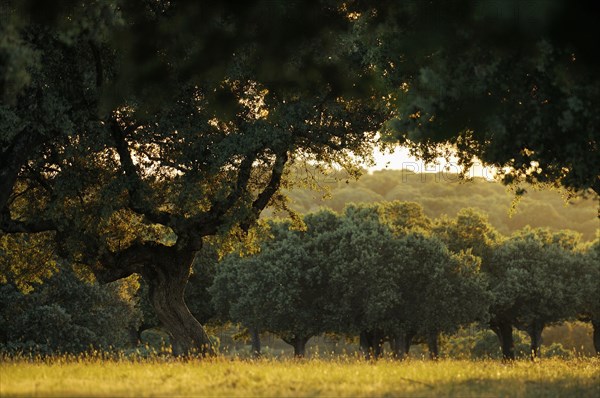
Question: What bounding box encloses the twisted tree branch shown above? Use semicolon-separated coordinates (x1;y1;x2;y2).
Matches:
95;241;167;284
0;213;56;233
109;118;174;227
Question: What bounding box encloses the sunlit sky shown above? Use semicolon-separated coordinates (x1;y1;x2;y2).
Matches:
370;146;496;180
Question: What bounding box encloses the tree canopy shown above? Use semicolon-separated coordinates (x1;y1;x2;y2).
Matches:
486;228;584;359
211;217;336;357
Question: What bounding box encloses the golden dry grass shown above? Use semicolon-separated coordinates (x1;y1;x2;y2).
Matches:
1;357;599;397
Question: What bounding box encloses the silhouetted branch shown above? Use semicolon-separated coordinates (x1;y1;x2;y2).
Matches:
109;118;174;227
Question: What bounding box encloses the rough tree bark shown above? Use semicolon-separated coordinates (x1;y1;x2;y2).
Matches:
98;240;214;357
294;337;309;358
491;320;515;360
142;250;214;356
405;331;415;354
389;335;404;360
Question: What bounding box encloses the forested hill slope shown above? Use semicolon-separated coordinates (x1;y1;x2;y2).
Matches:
274;169;598;241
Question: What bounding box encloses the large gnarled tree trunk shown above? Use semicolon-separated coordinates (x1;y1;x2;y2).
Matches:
142;249;214;356
99;241;214;357
104;117;289;358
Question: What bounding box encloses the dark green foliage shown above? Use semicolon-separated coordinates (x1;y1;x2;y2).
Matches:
0;233;58;294
487;228;582;328
206;199;599;358
324;204;490;341
139;328;171;353
578;239;600;323
433;208;500;259
484;228;584;358
211;215;339;355
0;266;142;354
577;238;600;354
134;281;159;332
210;203;490;357
363;0;600;194
324;204;399;335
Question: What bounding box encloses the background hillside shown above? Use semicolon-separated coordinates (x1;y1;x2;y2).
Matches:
270;169;598;241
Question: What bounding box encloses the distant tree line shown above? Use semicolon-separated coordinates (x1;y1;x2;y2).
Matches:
275;169;598;242
211;202;599;360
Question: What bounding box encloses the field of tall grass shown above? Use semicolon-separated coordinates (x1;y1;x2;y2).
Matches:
1;356;599;397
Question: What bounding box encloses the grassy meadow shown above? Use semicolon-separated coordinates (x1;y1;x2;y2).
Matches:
1;357;599;397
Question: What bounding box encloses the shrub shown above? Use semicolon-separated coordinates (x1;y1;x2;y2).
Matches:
0;266;142;354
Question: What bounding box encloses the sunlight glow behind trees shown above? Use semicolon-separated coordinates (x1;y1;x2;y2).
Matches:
371;146;496;181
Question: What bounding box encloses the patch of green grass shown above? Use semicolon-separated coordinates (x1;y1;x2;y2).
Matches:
1;357;599;397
